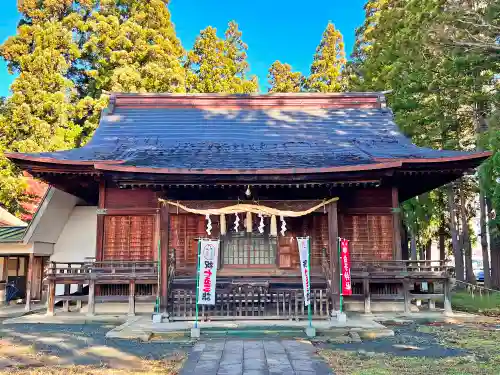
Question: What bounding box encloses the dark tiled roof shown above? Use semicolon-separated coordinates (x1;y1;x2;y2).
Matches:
0;226;26;243
8;105;478;171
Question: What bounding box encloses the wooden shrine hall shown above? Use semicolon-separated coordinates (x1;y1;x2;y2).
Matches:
6;92;490;319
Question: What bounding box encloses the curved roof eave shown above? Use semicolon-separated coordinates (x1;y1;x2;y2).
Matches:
5;151;491;176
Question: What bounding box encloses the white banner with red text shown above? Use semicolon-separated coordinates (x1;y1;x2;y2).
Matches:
197;239;220;305
297;237;311;306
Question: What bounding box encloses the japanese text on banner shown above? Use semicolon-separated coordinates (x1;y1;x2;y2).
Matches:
198;239;220;305
297;237;311;306
340;238;352;296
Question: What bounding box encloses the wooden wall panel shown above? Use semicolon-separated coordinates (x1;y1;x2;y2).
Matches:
278;215;328;268
105;188;157;209
168;214;207;272
338;188;394;261
103;215;155;260
339;188;392;213
340;214;393;261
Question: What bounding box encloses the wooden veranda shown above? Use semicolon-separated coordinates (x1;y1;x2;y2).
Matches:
44;255;452;318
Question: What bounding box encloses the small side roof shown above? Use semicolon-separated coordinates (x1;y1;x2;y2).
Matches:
0;226;26;243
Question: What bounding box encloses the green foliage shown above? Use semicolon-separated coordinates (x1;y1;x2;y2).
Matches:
452;290;500;316
304;23;346;92
0;3;263;215
82;0;186;96
0;2;88;215
349;0;498;255
267;61;303;93
186;21;258;93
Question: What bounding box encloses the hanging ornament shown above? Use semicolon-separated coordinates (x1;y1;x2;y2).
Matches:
220;214;227;235
246;212;252;233
234;213;240;232
270;215;278;236
258;213;265;234
280;215;287;236
205;214;212;236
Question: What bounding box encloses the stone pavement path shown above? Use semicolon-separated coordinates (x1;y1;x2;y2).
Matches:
180;339;334;375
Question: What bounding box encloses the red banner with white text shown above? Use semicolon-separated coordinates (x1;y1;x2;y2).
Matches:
340;238;352;296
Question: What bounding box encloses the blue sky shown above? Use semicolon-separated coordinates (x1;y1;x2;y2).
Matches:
0;0;366;96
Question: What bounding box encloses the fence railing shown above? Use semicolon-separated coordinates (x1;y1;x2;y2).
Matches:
454;279;500;298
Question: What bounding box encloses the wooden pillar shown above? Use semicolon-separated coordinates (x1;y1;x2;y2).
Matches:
128;280;136;316
47;280;56;316
25;253;35;312
160;205;170;313
443;278;452;314
363;276;371;314
63;264;71;312
392;187;403;260
96;180;106;262
327;201;340;311
87;278;96;316
1;258;7;305
403;279;411;313
428;282;435;310
76;284;83;310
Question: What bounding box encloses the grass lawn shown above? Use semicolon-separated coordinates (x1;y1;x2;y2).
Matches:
451;290;500;316
1;360;184;375
0;356;185;375
320;322;500;375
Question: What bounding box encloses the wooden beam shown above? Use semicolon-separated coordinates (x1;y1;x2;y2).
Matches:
327;201;340;311
160;204;170;313
392;187;403;260
25;253;34;312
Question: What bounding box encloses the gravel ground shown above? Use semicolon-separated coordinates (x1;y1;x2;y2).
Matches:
0;321;190;367
316;323;468;358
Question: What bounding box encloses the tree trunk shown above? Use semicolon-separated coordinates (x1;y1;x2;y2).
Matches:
479;189;491;287
447;183;464;281
410;231;417;261
401;223;409;260
487;198;500;289
439;221;446;261
459;183;476;284
425;240;432;261
474;103;491;287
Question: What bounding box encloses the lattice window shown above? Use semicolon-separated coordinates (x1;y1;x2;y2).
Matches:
222;216;277;266
103;215;155;261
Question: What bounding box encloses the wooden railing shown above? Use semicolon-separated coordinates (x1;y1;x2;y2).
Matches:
44;260;159;316
319;254;452;315
351;260;450;275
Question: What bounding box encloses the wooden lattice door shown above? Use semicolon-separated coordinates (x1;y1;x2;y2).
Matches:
103;215;155;261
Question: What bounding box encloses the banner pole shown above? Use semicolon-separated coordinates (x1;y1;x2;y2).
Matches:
307;236;312;328
155;239;161;313
194;240;201;329
338;237;343;313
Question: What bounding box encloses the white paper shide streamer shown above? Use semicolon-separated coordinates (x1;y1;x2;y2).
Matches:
280;215;287;236
258;213;265;234
205;214;212;236
234;213;240;232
